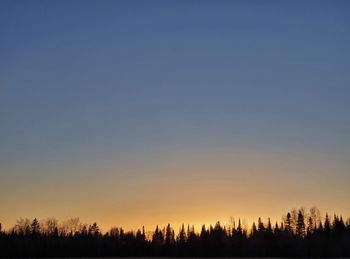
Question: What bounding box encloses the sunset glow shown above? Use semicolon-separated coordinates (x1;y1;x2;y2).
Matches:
1;1;349;236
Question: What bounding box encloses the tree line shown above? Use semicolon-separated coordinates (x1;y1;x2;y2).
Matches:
0;206;349;257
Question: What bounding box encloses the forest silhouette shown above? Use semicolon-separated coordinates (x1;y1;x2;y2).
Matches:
1;207;349;257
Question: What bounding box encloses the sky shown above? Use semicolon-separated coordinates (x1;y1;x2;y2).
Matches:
1;0;350;232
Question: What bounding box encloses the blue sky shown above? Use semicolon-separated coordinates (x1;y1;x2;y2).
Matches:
1;0;350;230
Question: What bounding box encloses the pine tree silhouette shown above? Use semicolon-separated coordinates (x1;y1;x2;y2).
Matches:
0;207;350;257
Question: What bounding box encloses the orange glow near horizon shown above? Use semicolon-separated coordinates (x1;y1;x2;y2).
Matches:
1;0;350;246
1;148;349;233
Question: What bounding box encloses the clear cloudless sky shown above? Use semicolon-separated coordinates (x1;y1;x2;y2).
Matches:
1;0;350;232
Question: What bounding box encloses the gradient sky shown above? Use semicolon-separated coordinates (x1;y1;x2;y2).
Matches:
1;0;350;232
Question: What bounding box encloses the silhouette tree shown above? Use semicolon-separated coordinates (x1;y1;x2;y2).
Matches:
333;215;346;236
296;210;305;238
307;215;314;236
324;213;331;235
251;221;257;237
31;218;40;235
285;212;292;234
267;218;272;234
152;225;163;244
177;224;186;244
165;224;175;245
43;217;58;236
257;217;265;233
88;222;100;236
1;207;350;257
310;206;321;229
274;221;279;234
